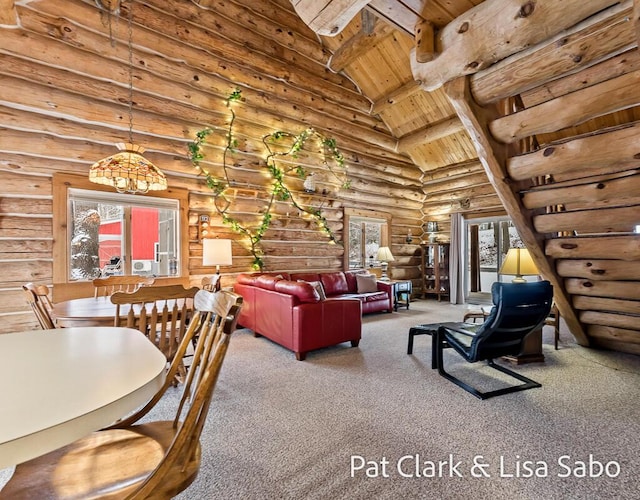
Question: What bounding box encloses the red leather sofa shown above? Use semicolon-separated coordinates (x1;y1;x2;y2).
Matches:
234;271;392;360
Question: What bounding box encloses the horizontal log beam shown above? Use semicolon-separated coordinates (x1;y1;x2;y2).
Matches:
533;206;639;234
507;122;640;181
412;0;618;91
588;325;640;345
557;259;640;281
547;235;640;260
424;183;496;204
421;194;504;215
522;171;640;210
579;310;640;331
420;159;482;182
573;295;640;315
490;69;640;144
565;278;640;300
396;116;465;152
422;172;491;194
471;1;634;105
522;48;640;108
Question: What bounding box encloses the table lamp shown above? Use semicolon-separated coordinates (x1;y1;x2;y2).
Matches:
203;239;233;290
376;246;395;281
499;247;538;283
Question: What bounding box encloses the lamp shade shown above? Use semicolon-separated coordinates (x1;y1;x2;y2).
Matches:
89;143;167;194
500;248;538;283
376;246;395;262
203;239;233;267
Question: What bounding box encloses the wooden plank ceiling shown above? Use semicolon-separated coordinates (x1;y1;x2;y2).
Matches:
292;0;640;355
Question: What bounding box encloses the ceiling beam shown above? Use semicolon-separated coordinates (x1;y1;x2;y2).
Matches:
290;0;371;36
472;1;634;106
444;75;588;346
412;0;622;91
328;17;395;72
396;116;464;153
371;79;421;115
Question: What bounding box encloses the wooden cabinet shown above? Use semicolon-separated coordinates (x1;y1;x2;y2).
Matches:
421;243;450;301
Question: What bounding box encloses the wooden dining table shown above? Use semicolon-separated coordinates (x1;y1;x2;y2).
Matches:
0;327;166;468
51;296;183;327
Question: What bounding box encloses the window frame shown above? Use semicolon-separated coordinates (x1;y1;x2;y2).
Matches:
343;208;391;271
53;173;189;299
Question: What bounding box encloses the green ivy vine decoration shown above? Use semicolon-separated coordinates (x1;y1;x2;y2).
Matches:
189;88;350;270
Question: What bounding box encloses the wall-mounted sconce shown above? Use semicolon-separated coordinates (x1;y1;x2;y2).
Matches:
303;173;316;193
425;221;438;243
199;214;210;241
405;230;413;244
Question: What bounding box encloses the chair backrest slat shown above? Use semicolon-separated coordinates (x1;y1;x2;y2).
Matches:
93;275;155;298
22;283;56;330
111;285;200;365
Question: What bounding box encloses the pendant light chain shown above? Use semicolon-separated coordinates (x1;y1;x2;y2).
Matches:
126;0;134;145
89;0;168;194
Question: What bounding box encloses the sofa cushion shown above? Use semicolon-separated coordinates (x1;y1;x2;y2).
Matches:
289;272;321;283
255;274;283;290
356;273;378;293
237;273;288;286
337;291;388;303
344;270;368;293
298;280;326;300
320;272;349;296
236;273;260;286
275;280;320;303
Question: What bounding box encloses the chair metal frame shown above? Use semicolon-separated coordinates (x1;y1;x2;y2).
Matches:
433;281;553;400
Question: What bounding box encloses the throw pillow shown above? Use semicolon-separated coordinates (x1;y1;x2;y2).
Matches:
298;280;326;300
356;273;378;293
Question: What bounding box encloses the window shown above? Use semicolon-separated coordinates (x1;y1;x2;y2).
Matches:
343;208;390;270
53;173;188;289
68;189;179;280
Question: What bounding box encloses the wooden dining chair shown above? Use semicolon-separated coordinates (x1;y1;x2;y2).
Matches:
93;275;155;297
110;284;200;374
22;283;56;329
0;290;243;499
201;274;221;292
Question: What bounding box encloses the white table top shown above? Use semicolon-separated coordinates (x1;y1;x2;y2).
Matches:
0;327;166;468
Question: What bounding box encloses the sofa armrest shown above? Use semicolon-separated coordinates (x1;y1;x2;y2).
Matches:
376;281;393;303
292;299;362;355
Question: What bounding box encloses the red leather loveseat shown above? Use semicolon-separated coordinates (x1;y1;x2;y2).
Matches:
234;271;392;360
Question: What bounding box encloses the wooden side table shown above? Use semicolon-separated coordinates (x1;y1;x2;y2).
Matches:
391;280;412;311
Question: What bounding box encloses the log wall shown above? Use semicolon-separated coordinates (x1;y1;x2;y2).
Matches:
0;0;425;333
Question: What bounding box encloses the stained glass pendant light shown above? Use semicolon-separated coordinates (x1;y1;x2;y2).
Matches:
89;0;167;194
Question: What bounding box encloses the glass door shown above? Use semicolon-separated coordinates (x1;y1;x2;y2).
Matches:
464;217;524;302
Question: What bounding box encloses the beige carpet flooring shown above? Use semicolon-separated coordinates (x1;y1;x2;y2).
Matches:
2;299;639;499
